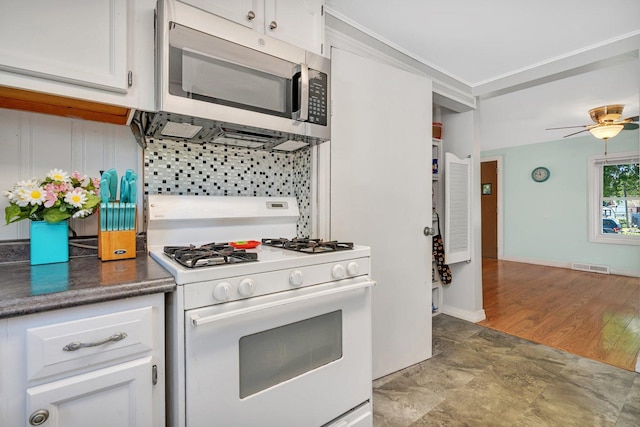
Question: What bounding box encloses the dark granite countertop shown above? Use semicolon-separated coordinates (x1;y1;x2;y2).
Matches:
0;245;176;319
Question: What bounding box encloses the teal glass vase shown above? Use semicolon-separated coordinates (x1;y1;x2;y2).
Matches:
30;220;69;265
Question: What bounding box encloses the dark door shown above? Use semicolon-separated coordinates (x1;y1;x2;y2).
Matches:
481;161;498;258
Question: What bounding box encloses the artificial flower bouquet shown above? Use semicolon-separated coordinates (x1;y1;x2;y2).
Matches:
4;169;101;224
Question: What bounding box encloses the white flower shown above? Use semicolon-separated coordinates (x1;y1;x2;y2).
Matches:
64;188;87;208
16;185;46;206
72;208;93;218
48;169;70;183
16;178;40;187
2;189;17;202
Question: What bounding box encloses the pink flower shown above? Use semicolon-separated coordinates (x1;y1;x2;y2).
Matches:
44;190;58;208
72;171;83;180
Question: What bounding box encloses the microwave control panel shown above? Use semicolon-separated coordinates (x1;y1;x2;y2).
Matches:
308;70;328;126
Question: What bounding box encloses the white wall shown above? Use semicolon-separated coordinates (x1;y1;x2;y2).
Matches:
0;108;141;241
439;109;485;322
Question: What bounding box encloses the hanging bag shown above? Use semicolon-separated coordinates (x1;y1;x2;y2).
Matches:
432;213;452;284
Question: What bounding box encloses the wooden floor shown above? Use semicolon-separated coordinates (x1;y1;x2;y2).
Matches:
478;258;640;372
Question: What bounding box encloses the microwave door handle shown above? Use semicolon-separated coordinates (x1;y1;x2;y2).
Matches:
294;63;309;122
190;279;375;327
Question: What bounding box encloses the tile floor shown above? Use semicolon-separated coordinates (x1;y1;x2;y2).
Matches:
372;315;640;426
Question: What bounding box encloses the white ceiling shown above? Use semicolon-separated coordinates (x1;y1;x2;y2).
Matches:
325;0;640;148
325;0;640;87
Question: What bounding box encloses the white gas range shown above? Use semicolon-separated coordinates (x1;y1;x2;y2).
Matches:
147;195;374;427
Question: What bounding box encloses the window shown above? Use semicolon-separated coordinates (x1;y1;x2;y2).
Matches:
589;152;640;245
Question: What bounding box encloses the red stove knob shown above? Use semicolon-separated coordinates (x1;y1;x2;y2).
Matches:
213;282;231;301
238;278;255;297
332;264;346;279
289;270;304;287
347;262;360;276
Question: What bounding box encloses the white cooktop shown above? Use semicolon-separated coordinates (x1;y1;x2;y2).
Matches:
149;244;371;285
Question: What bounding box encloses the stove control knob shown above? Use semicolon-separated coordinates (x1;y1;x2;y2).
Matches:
347;262;360;276
289;270;304;287
238;278;255;297
213;282;231;301
332;264;346;279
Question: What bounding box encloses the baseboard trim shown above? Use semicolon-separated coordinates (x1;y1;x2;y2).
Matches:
500;256;640;278
440;305;486;323
501;256;569;269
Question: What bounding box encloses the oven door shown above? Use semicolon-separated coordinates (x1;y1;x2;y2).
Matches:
184;277;374;426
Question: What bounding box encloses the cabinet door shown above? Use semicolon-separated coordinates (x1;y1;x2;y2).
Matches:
265;0;324;54
26;357;152;427
0;0;128;94
180;0;259;29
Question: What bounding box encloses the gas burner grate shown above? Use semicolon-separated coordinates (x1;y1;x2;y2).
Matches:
261;238;354;253
163;243;258;268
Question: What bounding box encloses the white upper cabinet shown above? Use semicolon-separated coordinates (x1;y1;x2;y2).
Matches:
0;0;155;111
264;0;324;54
180;0;325;54
0;0;128;94
182;0;257;28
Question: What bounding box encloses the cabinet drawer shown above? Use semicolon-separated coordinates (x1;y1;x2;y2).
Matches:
26;307;153;382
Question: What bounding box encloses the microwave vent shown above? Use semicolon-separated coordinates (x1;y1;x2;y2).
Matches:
139;111;221;143
273;140;309;152
161;121;203;139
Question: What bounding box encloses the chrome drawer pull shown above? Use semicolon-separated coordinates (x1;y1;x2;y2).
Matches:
62;332;128;352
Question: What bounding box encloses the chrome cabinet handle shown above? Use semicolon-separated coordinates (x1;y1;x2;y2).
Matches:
247;10;255;21
62;332;127;352
269;20;277;30
29;409;49;426
424;226;436;236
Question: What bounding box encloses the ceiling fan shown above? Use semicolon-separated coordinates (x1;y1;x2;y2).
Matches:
546;104;639;140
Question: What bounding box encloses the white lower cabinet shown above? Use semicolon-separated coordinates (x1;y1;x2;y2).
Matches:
26;357;152;427
0;293;165;427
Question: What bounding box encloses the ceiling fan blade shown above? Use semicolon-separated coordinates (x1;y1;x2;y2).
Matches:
563;129;590;138
614;115;639;124
623;122;639;130
545;125;588;130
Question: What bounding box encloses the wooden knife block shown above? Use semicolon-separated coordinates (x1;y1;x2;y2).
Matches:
97;206;137;261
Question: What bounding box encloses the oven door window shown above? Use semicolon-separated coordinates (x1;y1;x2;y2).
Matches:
238;310;342;398
168;23;293;118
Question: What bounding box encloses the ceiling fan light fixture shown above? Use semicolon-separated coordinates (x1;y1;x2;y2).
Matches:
589;124;624;140
588;105;624;123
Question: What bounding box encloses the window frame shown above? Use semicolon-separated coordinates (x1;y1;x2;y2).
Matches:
588;151;640;246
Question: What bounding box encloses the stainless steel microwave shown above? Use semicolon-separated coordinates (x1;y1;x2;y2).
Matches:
138;0;331;152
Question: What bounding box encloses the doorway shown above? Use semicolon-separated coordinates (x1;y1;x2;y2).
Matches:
481;160;499;258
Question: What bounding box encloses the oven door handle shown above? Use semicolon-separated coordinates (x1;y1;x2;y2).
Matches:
190;279;375;327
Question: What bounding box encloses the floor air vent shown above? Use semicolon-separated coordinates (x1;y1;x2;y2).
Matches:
571;263;610;274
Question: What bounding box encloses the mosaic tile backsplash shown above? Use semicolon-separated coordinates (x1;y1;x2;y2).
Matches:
143;139;312;236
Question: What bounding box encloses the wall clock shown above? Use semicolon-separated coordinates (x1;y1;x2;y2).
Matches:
531;166;550;183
